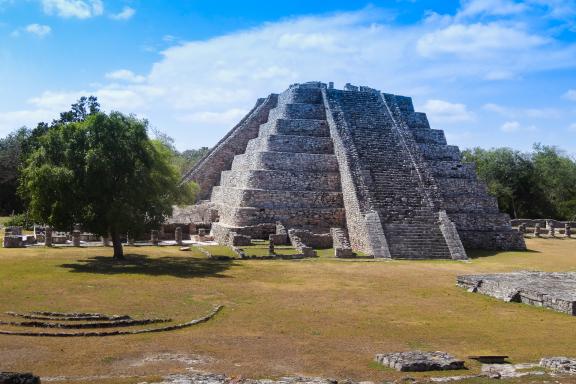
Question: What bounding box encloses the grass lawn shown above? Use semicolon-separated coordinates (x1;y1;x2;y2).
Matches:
0;238;576;383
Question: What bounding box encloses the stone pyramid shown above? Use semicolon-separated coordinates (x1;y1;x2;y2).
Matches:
183;82;525;259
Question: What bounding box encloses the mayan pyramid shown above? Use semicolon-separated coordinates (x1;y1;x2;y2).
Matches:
182;82;525;259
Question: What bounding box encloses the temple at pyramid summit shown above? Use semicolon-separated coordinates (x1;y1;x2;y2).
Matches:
181;82;525;259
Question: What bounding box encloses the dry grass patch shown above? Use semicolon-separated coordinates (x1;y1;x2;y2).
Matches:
0;239;575;383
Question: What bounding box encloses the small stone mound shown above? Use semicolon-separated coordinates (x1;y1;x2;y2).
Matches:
0;372;40;384
374;351;465;372
540;357;576;374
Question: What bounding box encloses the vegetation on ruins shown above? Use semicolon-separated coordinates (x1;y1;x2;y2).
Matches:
462;145;576;220
18;97;195;259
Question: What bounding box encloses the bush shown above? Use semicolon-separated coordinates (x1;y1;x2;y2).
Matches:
5;213;34;230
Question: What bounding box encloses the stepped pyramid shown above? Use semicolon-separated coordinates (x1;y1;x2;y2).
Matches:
183;82;525;259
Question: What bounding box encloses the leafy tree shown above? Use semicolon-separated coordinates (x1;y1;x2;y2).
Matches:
462;146;576;220
20;108;195;259
0;127;29;215
532;144;576;220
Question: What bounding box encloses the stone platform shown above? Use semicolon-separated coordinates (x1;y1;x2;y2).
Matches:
374;351;465;372
457;272;576;315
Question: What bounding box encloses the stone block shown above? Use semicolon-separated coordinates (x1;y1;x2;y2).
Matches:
3;236;24;248
374;351;465;372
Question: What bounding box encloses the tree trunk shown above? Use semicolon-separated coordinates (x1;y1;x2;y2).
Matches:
111;230;124;259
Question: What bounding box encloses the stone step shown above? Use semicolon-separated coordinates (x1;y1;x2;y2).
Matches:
419;144;461;161
245;134;334;154
384;224;451;259
216;204;346;228
220;170;342;192
278;86;323;104
435;178;489;196
428;160;476;178
271;103;326;120
448;212;514;231
260;119;330;137
211;187;344;209
444;195;500;214
231;151;339;172
410;128;447;145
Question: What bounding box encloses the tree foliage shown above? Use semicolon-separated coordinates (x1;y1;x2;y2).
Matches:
0;128;28;215
462;144;576;220
20;104;195;258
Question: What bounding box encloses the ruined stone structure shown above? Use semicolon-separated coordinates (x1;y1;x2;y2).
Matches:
183;82;525;259
458;272;576;315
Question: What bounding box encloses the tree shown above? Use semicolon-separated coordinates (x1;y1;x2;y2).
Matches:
462;147;554;219
532;144;576;220
0;127;29;215
20;107;195;259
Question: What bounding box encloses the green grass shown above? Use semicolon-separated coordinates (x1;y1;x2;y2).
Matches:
200;245;238;258
241;245;298;257
1;239;576;383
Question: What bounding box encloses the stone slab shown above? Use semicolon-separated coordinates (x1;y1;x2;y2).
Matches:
374;351;465;372
540;357;576;374
458;272;576;315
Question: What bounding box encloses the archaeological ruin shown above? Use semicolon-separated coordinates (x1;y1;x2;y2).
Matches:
181;82;525;259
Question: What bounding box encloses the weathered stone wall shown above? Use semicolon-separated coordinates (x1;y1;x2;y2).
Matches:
182;94;278;200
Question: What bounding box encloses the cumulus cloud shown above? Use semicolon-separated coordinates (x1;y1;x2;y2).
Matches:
483;103;561;118
457;0;528;19
105;69;146;83
41;0;103;19
421;99;474;124
25;23;52;38
501;120;521;132
110;6;135;21
3;7;576;148
500;120;537;133
417;23;547;58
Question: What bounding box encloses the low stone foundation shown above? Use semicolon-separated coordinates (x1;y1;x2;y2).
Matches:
458;272;576;315
374;351;465;372
540;357;576;374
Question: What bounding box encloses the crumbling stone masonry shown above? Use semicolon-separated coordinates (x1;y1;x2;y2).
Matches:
458;272;576;315
182;82;525;259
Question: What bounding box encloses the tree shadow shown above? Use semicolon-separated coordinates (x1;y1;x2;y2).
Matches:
60;254;234;278
467;248;540;259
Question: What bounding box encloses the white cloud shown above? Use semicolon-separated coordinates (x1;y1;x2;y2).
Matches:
457;0;528;19
177;108;248;125
500;120;538;133
564;89;576;101
421;99;474;123
501;120;521;132
41;0;103;19
417;23;548;57
3;8;576;149
25;23;51;38
110;6;135;21
483;103;561;118
105;69;146;83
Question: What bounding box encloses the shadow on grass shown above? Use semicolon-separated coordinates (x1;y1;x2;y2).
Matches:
467;248;540;259
60;254;234;278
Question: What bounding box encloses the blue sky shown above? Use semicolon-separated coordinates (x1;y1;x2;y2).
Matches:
0;0;575;154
